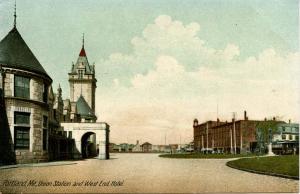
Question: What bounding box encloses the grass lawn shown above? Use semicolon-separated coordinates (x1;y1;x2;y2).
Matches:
227;155;299;178
159;153;256;159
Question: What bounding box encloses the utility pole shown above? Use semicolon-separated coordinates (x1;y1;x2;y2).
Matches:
240;128;243;154
201;135;204;151
217;101;219;119
230;128;233;154
206;122;208;153
212;135;214;150
180;135;181;145
233;112;236;154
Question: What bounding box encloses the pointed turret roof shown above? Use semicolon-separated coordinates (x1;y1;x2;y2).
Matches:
76;95;96;120
79;47;86;57
0;28;51;80
70;35;93;74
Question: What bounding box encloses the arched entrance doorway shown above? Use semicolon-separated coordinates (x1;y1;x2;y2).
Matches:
81;132;97;158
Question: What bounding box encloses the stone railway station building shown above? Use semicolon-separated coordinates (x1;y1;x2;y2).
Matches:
0;14;109;165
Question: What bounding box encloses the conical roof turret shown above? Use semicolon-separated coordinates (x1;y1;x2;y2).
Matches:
0;28;51;80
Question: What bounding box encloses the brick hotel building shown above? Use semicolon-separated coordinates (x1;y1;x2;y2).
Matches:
193;111;298;154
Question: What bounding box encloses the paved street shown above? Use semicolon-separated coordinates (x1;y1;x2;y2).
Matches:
0;153;298;193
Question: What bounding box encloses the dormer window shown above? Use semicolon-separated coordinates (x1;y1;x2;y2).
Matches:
78;69;84;79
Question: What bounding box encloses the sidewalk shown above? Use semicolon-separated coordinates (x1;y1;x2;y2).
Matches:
0;161;77;170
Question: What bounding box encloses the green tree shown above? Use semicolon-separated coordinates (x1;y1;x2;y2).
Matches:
256;120;279;143
255;120;281;154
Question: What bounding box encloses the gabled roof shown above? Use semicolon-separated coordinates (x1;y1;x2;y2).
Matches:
142;142;152;146
76;95;96;119
70;46;93;74
0;27;51;80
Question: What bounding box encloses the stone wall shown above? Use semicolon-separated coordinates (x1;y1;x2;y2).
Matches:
3;71;50;164
5;98;49;164
30;77;44;101
4;73;13;97
70;81;94;111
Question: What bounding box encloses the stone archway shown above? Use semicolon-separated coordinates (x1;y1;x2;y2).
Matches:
81;132;97;158
61;122;110;160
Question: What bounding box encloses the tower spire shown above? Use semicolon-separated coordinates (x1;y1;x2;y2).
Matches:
82;33;85;48
79;33;86;56
13;0;17;28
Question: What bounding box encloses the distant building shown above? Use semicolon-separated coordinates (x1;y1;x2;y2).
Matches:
152;145;170;153
118;143;134;152
193;111;293;154
169;144;179;153
141;142;152;152
272;122;299;154
132;140;142;152
109;143;117;152
151;145;160;152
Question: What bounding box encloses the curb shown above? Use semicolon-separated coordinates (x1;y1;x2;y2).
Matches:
0;162;77;170
158;154;260;160
226;161;299;180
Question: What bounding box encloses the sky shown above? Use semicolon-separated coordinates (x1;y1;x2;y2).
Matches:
0;0;299;144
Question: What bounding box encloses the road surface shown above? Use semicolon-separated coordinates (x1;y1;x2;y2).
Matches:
0;153;298;193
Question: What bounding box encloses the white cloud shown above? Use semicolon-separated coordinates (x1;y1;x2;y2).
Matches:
96;15;300;144
223;44;240;60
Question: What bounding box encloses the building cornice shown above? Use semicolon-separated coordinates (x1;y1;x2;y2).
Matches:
1;65;52;84
5;96;50;110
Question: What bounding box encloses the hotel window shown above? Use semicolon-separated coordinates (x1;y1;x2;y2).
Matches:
282;134;286;140
78;70;84;79
14;75;30;99
14;112;30;149
43;116;48;150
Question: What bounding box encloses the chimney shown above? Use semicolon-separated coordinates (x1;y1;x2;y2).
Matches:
264;118;267;121
217;118;220;123
193;119;199;127
273;117;276;121
244;111;248;120
289;119;291;124
137;140;139;145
